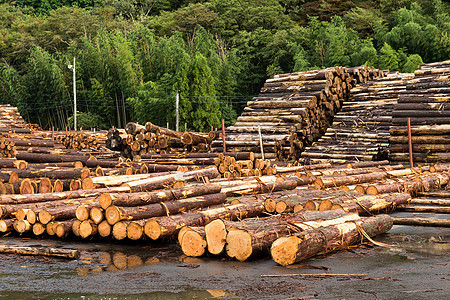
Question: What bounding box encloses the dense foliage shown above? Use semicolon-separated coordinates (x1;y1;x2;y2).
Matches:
0;0;448;130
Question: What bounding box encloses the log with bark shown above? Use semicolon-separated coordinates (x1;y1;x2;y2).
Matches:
270;214;393;266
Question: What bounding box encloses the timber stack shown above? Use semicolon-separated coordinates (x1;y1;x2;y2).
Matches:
390;61;450;164
106;122;214;159
56;131;107;151
212;66;384;161
0;104;28;129
301;72;413;164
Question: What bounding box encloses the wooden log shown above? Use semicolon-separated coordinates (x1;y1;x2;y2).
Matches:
314;172;388;189
395;205;450;213
38;205;80;224
144;200;265;240
206;209;351;256
105;193;227;225
79;220;98;239
126;219;147;240
392;217;450;227
225;210;361;261
0;219;14;233
122;167;219;192
98;183;221;209
409;198;450;206
335;193;411;214
16;152;92;163
0;244;80;259
112;221;130;240
179;227;207;257
55;220;75;238
270;214;393;266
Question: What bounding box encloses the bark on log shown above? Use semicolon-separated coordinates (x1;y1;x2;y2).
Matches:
105;193;227;225
392;217;450;227
144;200;265;240
0;244;79;259
270;214;393;266
98;183;221;209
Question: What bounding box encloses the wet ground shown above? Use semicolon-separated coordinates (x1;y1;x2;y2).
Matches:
0;212;448;300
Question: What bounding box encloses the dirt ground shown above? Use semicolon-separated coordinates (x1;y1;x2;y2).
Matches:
0;212;448;299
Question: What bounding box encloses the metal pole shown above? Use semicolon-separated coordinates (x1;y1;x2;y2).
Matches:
407;117;413;168
258;125;264;160
73;57;77;131
175;91;179;132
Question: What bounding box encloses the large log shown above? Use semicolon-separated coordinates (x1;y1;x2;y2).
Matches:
105;193;227;225
98;183;221;209
144;200;265;240
270;214;393;266
206;209;351;256
225;210;361;261
392;217;450;227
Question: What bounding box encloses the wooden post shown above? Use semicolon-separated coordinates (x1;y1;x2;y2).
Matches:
221;119;226;154
407;117;413;168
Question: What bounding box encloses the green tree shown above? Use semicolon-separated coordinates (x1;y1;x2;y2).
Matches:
185;53;220;132
376;42;400;71
0;64;23;106
402;53;424;72
22;46;69;129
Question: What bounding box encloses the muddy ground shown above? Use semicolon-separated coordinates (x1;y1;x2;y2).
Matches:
0;212;448;299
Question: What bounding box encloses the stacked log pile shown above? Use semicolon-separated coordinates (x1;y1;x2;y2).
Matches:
56;131;107;151
390;61;450;164
106;122;214;159
0;104;28;129
301;72;413;164
392;189;450;227
0;153;449;265
213;66;384;161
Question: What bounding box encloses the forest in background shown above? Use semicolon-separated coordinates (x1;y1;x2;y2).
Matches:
0;0;449;131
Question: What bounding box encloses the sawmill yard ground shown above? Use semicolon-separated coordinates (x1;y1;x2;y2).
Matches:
0;211;448;300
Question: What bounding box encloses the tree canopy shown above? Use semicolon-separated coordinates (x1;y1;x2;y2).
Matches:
0;0;448;130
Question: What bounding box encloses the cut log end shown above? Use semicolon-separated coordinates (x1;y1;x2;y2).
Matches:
26;210;37;224
32;223;45;235
20;179;34;195
98;220;112;237
105;206;121;225
89;207;104;224
271;235;302;266
180;230;207;257
264;198;276;213
38;210;53;225
275;201;287;214
72;220;81;237
112;222;128;240
82;177;94;190
75;205;90;222
318;199;333;211
15;220;31;233
98;193;113;209
39;178;53;193
127;222;143;240
46;222;56;236
144;220;161;240
79;220;97;239
226;229;253;261
205;219;227;255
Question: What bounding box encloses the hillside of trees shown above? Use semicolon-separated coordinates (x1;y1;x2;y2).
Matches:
0;0;449;131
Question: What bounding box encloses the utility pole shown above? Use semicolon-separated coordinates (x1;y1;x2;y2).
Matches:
68;57;77;131
175;90;180;132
